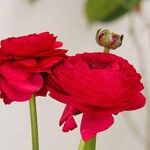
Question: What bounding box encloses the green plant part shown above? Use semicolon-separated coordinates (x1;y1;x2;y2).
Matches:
96;29;124;52
85;0;141;23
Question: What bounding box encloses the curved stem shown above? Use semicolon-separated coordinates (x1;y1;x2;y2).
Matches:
78;136;96;150
29;95;39;150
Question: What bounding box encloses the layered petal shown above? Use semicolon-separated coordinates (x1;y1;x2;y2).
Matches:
0;32;67;103
0;63;30;80
49;52;145;112
48;52;145;137
0;73;43;104
62;116;77;132
81;114;114;141
0;32;56;57
59;105;78;132
125;93;146;111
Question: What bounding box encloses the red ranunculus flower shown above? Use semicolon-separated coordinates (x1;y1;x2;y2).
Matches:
0;32;67;104
48;52;146;141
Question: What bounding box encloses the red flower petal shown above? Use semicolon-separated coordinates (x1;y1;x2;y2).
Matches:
59;105;78;132
50;91;96;114
14;59;37;67
1;74;43;103
59;105;79;126
62;115;77;132
59;105;74;126
125;93;146;111
0;32;55;57
81;114;114;141
54;41;63;48
0;63;30;80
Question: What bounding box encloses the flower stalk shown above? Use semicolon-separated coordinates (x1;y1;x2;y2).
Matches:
104;47;110;53
78;136;96;150
29;95;39;150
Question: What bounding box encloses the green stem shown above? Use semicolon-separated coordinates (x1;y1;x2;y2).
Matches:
29;95;39;150
104;47;110;53
78;136;96;150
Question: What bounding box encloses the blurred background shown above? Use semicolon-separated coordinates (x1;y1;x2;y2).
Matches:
0;0;149;149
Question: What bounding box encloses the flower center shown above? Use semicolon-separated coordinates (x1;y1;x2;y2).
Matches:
88;62;111;69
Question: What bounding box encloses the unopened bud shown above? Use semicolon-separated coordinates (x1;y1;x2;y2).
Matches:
96;29;124;50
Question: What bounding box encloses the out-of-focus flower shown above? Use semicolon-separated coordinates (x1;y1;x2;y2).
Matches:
48;52;146;141
0;32;67;104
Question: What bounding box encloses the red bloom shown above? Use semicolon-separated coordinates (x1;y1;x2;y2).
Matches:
0;32;67;104
48;52;146;141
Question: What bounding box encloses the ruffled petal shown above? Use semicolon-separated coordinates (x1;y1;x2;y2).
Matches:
62;115;77;132
125;93;146;111
31;56;65;72
59;105;79;126
0;63;30;80
50;91;95;114
59;105;77;132
59;105;74;126
14;59;37;67
1;74;43;103
54;41;63;48
81;114;114;141
0;32;55;56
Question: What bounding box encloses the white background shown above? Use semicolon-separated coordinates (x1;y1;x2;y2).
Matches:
0;0;150;150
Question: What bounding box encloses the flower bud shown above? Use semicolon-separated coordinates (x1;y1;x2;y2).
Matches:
96;29;124;50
